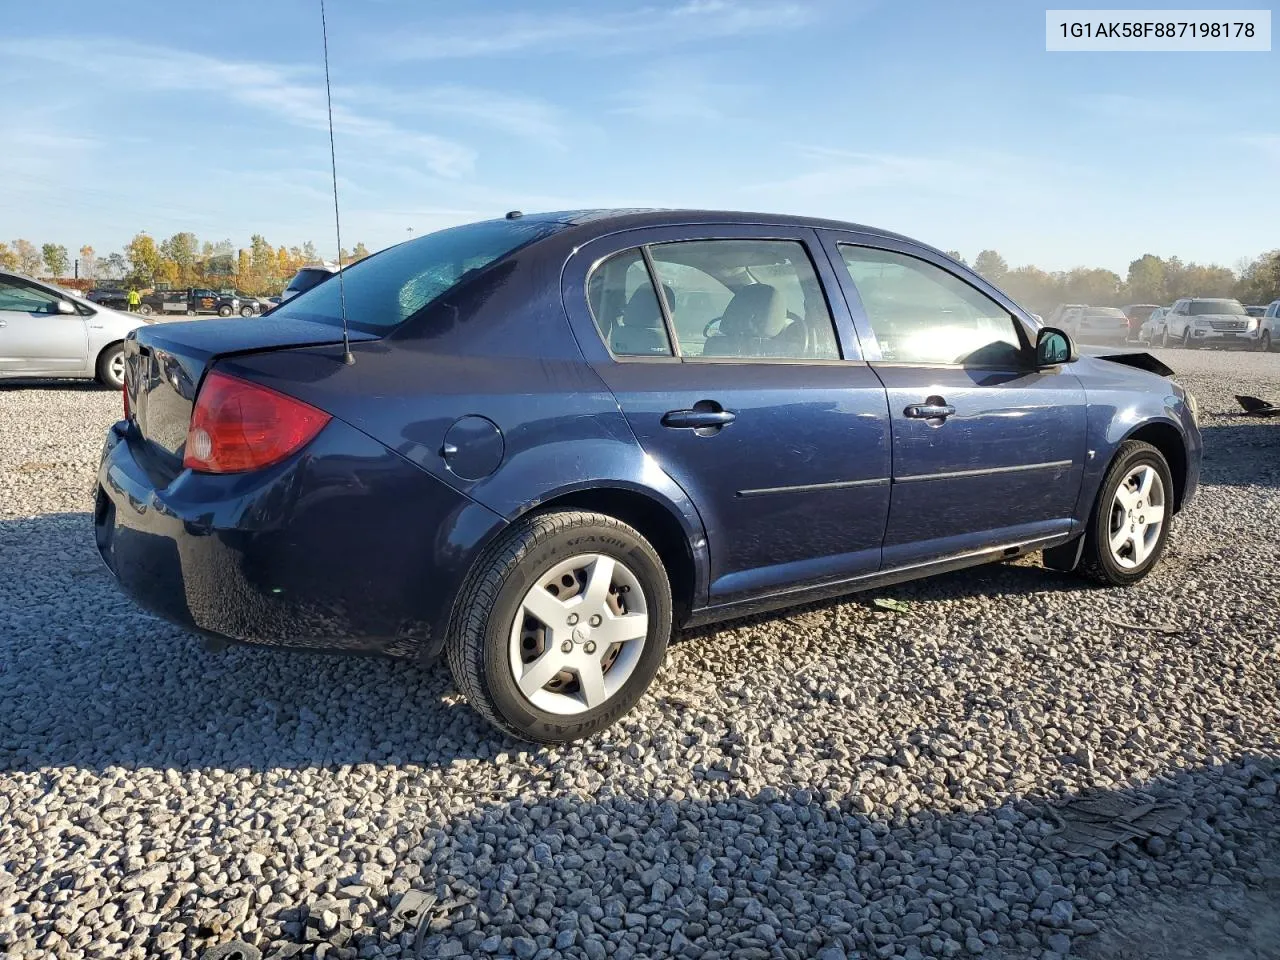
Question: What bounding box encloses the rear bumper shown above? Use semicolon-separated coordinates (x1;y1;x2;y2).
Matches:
95;418;505;658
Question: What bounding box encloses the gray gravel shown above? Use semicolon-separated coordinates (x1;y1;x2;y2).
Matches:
1;346;1278;960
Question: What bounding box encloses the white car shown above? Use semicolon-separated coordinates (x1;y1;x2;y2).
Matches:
1260;300;1280;352
1061;306;1130;345
0;271;157;388
1137;307;1169;344
1162;298;1259;349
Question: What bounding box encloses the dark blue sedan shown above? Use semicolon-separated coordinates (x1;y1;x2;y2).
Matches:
96;210;1202;742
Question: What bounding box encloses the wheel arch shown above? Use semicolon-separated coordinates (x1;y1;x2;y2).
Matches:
94;339;126;382
1121;420;1188;512
514;484;704;624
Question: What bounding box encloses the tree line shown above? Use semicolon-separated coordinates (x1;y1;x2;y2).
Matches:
3;230;1277;309
0;233;371;297
952;248;1280;314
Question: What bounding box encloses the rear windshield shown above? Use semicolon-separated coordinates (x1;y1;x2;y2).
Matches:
1189;299;1245;316
273;219;560;332
1086;308;1127;318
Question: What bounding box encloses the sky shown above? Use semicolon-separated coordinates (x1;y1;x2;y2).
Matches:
1;0;1276;273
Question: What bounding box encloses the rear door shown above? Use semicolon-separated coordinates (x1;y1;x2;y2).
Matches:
563;224;892;605
0;276;89;376
819;232;1087;568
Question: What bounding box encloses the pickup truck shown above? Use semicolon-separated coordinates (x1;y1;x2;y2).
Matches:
137;288;242;318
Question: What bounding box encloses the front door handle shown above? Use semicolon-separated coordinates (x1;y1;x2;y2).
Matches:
662;409;736;429
904;397;956;421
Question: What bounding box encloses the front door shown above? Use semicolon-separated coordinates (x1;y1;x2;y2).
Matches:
0;276;88;376
821;234;1088;568
564;225;892;604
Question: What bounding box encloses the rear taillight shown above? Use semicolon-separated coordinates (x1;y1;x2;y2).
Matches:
183;371;330;474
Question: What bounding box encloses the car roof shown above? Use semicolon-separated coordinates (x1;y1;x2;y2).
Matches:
521;208;940;251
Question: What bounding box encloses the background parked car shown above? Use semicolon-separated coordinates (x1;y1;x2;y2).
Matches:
1121;304;1160;341
280;264;338;301
86;287;129;311
1046;303;1087;327
1064;306;1130;344
1162;297;1258;349
1138;306;1169;344
0;270;153;387
1260;300;1280;352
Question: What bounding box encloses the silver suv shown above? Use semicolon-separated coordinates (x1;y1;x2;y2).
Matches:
1162;298;1258;349
1260;300;1280;352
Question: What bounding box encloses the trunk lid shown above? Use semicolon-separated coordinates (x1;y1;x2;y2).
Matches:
124;316;377;468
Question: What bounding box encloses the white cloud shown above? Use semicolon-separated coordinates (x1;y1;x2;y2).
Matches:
612;65;750;123
348;85;570;151
0;38;475;178
381;1;818;59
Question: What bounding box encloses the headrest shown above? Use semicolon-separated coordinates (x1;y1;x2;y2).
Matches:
719;284;787;338
623;287;665;330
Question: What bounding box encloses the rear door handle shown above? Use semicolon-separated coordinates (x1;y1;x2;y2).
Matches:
904;398;956;420
662;407;736;430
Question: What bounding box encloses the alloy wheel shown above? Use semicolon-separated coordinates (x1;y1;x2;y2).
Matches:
1108;465;1166;569
110;352;125;384
508;553;648;715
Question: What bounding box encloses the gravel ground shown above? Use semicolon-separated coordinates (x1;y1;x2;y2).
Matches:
1;347;1278;960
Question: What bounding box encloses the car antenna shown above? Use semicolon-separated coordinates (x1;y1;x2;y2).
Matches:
320;0;354;365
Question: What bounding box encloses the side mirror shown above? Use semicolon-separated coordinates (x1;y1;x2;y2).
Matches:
55;300;76;315
1036;327;1077;367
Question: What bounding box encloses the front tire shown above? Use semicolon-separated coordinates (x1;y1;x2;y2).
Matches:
1160;327;1170;348
1262;331;1272;353
1182;329;1195;349
218;305;234;317
1078;440;1174;586
138;304;154;316
446;510;672;743
240;306;255;317
96;344;125;389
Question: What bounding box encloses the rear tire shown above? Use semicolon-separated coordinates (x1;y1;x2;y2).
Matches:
96;344;125;389
1077;440;1174;587
1160;327;1170;348
1182;329;1195;349
1262;331;1272;353
240;306;255;317
138;304;153;316
446;510;672;743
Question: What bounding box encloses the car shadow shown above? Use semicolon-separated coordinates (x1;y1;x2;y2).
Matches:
1198;421;1280;489
170;759;1280;958
0;378;112;391
0;512;1102;777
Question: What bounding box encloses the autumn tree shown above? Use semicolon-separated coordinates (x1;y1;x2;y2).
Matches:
0;242;18;271
973;250;1009;284
125;233;162;288
79;245;96;281
351;241;370;261
944;250;967;265
1126;254;1166;304
160;232;199;285
99;252;127;281
13;239;41;275
41;243;69;278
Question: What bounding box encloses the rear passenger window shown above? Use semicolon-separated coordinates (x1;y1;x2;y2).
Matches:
838;246;1024;366
648;239;840;360
587;249;674;357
